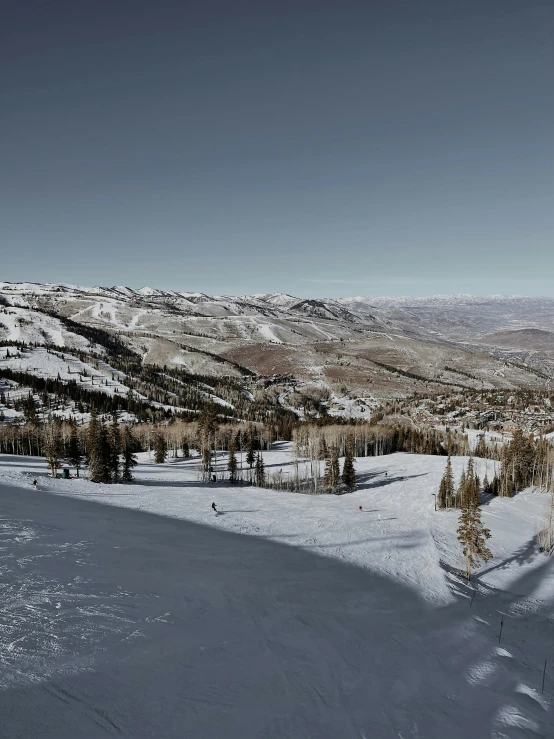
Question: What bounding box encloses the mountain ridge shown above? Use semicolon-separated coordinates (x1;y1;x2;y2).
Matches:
2;282;553;405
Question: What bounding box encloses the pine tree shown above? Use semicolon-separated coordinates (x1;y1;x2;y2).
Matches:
108;415;121;482
255;452;265;486
87;410;103;483
65;422;83;477
121;425;138;482
341;436;357;490
462;458;480;508
246;426;256;469
438;455;454;508
482;472;490;495
499;429;537;497
154;432;167;464
457;493;492;580
228;437;238;483
475;435;487;458
98;423;113;483
437;476;447;509
471;465;480;506
323;444;340;492
455;469;467;508
181;440;190;458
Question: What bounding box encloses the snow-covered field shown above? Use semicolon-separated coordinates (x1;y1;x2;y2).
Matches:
1;449;552;738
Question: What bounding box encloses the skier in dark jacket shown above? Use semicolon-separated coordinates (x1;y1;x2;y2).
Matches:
211;502;218;514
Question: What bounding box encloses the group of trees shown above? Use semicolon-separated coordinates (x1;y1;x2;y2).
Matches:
437;429;554;510
497;429;553;496
38;413;139;483
457;486;492;581
253;433;357;495
436;457;493;579
437;457;484;510
86;412;139;483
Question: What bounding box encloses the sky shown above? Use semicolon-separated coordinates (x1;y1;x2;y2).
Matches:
2;0;553;297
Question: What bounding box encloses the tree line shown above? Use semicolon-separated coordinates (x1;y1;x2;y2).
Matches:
41;412;139;483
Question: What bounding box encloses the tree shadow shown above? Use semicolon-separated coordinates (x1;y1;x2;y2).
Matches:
357;509;380;514
476;535;540;580
0;459;46;469
219;509;260;514
313;532;424;550
356;472;428;491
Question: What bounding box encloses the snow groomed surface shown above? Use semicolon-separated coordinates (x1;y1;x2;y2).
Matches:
1;450;552;738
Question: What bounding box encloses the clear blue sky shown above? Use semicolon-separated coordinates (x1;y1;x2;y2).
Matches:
2;1;553;297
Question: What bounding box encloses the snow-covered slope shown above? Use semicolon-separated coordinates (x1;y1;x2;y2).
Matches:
2;282;552;398
0;306;97;350
1;449;552;738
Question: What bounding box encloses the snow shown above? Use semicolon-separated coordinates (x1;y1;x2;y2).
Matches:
0;307;92;349
0;449;552;737
327;392;376;419
256;322;283;343
0;347;193;417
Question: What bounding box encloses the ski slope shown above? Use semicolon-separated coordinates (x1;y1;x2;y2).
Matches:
0;346;200;417
0;450;552;738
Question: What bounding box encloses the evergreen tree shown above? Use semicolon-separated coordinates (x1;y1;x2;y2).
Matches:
455;469;467;508
473;473;481;505
87;409;103;483
98;423;113;483
65;421;83;477
438;455;454;508
457;491;492;580
482;472;490;495
108;415;121;482
499;429;537;497
246;426;256;469
121;425;138;482
341;436;357;490
181;439;190;458
474;435;487;458
255;452;265;486
227;437;238;482
323;444;340;492
462;458;480;508
154;432;167;464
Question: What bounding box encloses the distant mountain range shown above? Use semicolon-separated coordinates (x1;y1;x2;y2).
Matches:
1;283;553;401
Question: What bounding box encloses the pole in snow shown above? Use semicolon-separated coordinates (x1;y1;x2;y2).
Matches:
542;660;547;695
498;615;504;644
470;589;476;609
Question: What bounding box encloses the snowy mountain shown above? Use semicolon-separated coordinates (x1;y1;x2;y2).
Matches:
1;283;553;417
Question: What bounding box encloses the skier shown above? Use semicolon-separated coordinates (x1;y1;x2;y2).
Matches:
211;502;218;514
359;505;363;512
32;479;37;489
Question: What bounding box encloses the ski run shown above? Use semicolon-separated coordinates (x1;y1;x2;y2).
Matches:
1;447;552;738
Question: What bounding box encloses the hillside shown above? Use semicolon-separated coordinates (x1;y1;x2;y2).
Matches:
478;328;554;352
1;283;553;422
1;449;552;738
